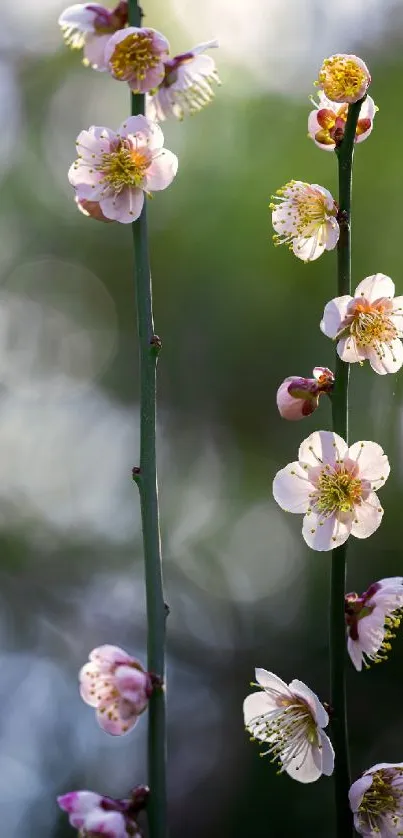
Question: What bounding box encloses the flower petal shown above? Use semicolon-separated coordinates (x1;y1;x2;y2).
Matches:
145;149;178;191
89;645;132;668
272;462;312;513
320;296;352;338
302;510;352;551
348;440;390;485
83;33;111;71
298;430;348;468
337;335;366;364
367;338;403;375
100;188;144;224
350;493;383;539
119;115;164;151
243;691;276;734
255;669;291;696
292;235;326;262
347;636;365;671
289;680;328;728
349;774;374;812
318;730;335;776
96;704;138;736
354;273;395;302
285;742;323;783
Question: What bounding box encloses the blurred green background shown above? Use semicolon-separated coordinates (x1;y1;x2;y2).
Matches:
1;0;403;835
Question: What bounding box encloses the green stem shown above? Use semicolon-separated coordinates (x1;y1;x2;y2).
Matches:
330;99;364;838
129;3;168;837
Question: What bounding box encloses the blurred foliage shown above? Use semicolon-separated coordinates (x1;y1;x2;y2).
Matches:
1;5;403;838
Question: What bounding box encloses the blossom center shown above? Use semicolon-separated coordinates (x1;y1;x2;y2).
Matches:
314;465;362;514
358;769;403;828
249;693;319;771
99;142;150;191
319;56;367;101
350;304;397;348
109;32;160;80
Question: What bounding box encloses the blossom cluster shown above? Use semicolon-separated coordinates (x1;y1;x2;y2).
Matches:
57;4;222;834
59;2;220;121
244;51;403;838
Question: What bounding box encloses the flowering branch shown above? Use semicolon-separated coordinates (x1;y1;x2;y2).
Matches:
129;2;168;836
330;97;364;838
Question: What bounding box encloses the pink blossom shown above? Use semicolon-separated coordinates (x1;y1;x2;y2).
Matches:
69;115;178;224
147;40;220;121
308;91;377;151
243;669;334;783
349;763;403;836
105;27;169;93
276;367;334;421
270;180;339;262
316;54;371;103
79;644;152;735
57;788;144;836
345;577;403;670
320;273;403;374
272;430;390;552
58;2;128;71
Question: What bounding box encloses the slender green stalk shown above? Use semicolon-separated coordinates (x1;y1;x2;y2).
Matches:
330;99;364;838
129;3;168;836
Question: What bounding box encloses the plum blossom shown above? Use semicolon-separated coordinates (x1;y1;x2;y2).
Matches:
277;367;334;421
79;644;152;735
147;40;220;121
308;91;377;151
345;577;403;671
57;787;146;836
320;273;403;375
270;181;339;262
316;54;371;104
69;115;178;224
243;668;334;783
349;763;403;837
272;430;390;552
105;27;169;93
58;2;128;71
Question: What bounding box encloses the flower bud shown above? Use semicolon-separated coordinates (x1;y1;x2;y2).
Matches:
276;367;334;421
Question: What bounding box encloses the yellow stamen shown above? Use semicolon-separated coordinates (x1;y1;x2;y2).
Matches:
110;31;160;81
318;55;368;102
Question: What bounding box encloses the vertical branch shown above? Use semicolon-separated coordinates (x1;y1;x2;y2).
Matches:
330;98;364;838
129;3;168;837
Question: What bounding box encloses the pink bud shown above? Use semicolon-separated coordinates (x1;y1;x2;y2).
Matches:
276;368;334;421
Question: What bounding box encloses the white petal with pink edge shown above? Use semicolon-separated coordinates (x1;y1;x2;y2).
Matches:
337;335;366;364
354;273;395;302
348;440;390;484
243;691;278;735
324;217;340;250
96;703;138;736
319;730;335;776
302;509;352;551
145;150;179;191
292;235;326;262
100;189;145;224
284;741;323;784
320;295;352;338
255;668;292;695
58;4;101;31
119;115;164;150
349;774;374;812
350;493;383;539
367;338;403;375
272;462;312;513
298;430;348;468
289;679;328;727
